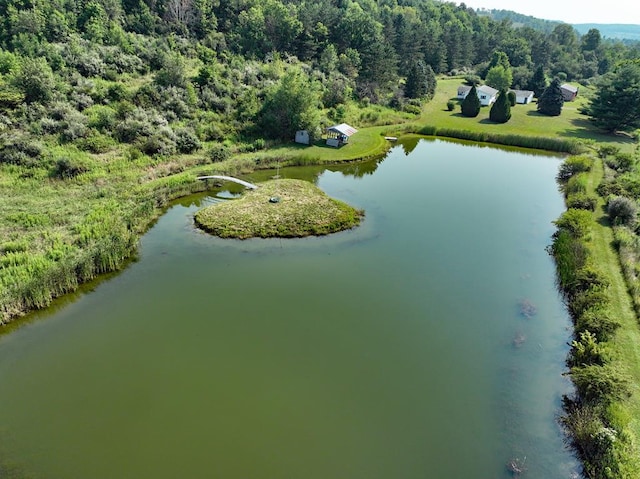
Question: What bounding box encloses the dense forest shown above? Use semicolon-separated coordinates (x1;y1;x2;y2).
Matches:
0;0;639;152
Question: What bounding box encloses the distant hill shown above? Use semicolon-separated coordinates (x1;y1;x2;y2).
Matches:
573;24;640;41
476;9;560;33
479;8;640;41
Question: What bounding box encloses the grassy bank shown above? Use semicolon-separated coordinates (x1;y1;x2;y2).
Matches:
551;155;640;478
194;179;363;239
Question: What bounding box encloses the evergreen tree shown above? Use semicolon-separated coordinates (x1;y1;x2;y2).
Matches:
404;59;427;99
489;89;511;123
587;61;640;133
527;65;547;98
537;78;564;116
460;84;480;117
425;63;437;100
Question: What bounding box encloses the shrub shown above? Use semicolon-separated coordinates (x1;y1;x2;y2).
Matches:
175;127;201;154
554;209;593;238
77;130;115;153
564;173;588;197
567;193;597;211
138;132;176;156
597;144;620;159
507;90;516;106
576;308;620;342
52;156;90;179
606;152;636;173
557;155;594;182
550;229;588;291
569;330;608;367
569;365;630;405
207;143;231;162
446;100;455;111
86;104;117;132
0;136;44;167
607;196;638;226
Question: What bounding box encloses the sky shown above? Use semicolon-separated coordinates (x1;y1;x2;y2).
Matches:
456;0;640;25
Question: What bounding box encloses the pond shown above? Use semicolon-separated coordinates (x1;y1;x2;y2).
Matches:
0;138;579;478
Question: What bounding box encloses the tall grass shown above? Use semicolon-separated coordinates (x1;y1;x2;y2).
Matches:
416;125;584;153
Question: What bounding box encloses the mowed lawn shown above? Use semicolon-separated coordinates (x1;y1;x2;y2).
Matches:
248;76;635;165
418;77;635;151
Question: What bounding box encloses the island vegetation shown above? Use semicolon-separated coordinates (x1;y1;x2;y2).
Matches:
194;179;363;239
1;1;640;478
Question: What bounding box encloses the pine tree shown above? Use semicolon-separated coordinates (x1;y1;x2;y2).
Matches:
528;65;547;98
537;78;564;116
461;84;480;117
588;61;640;132
489;89;511;123
404;60;427;99
405;60;437;100
425;64;437;100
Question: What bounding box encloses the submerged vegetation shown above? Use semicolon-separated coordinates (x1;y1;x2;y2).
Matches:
194;179;363;239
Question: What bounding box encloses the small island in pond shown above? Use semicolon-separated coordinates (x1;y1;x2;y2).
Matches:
194;179;363;239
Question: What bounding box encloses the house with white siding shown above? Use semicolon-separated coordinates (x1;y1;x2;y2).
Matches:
457;85;499;106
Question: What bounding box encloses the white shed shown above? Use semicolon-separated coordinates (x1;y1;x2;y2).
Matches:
510;89;534;104
295;130;310;145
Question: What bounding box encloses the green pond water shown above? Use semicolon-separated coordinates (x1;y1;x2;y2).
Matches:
0;139;579;478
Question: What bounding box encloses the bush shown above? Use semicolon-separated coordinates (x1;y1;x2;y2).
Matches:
607;196;638;226
567;193;597;211
207;143;231;162
175;127;201;154
52;156;90;179
575;308;620;342
0;136;44;167
597;144;620;159
507;90;516;106
564;173;588;197
446;100;455;111
557;155;594;182
606;152;636;173
138;133;176;156
569;330;608;367
550;229;588;292
77;130;115;153
570;364;630;405
554;209;593;238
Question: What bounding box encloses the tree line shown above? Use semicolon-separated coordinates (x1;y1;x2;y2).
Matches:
0;0;639;152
